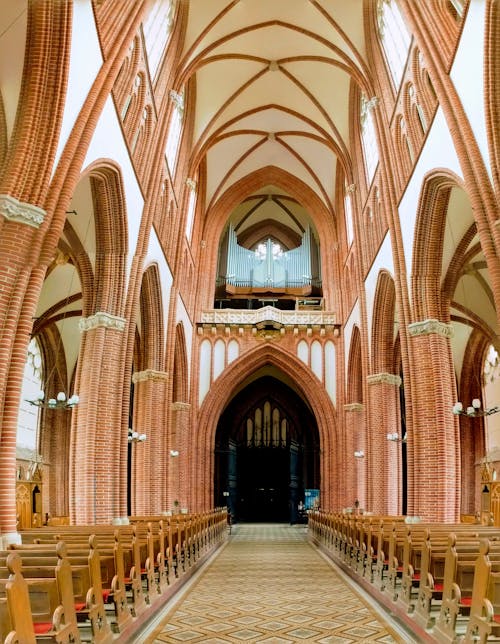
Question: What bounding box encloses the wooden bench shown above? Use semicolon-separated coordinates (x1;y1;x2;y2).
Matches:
0;548;81;643
464;539;500;643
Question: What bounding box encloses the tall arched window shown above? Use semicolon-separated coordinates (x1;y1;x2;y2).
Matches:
165;88;184;174
360;95;379;184
344;183;354;246
18;338;43;452
185;177;197;241
142;0;175;80
377;0;411;90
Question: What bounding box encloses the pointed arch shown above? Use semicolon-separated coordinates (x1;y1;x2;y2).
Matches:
371;271;397;373
193;342;337;511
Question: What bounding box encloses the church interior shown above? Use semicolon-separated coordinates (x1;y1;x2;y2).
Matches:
1;0;500;641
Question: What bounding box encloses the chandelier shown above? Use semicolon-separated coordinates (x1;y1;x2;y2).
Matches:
128;428;147;443
452;399;500;417
27;390;79;410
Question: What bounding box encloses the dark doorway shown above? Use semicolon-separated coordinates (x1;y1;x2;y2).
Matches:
214;375;320;523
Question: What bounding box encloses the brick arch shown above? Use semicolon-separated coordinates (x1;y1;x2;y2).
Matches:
138;263;165;371
347;325;363;404
192;342;337;511
485;0;500;196
173;322;188;403
86;161;129;316
411;169;466;321
0;0;72;202
201;165;338;309
371;271;397;374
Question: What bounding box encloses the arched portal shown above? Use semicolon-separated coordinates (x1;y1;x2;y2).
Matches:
214;375;320;524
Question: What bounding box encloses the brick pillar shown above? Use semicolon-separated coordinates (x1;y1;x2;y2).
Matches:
408;319;460;521
70;312;127;524
170;402;191;511
367;373;402;514
131;369;169;514
344;403;366;510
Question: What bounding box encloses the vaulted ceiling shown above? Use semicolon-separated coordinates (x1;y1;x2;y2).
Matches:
176;0;372;247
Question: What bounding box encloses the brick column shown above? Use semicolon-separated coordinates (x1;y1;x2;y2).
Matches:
344;403;365;510
408;319;460;521
367;373;402;514
131;369;169;514
70;312;127;524
170;402;191;511
0;198;47;545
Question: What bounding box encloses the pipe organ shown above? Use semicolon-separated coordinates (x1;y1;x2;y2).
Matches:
219;225;321;297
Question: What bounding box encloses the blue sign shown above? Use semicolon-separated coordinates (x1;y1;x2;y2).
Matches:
304;489;320;510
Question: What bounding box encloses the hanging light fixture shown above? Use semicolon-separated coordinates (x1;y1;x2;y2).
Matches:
387;432;407;442
27;390;79;410
452;400;500;417
128;428;147;443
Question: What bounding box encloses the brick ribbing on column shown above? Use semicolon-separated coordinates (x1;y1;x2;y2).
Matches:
0;0;73;538
409;329;459;522
485;0;500;198
71;324;126;524
368;378;401;515
0;94;6;171
172;403;190;509
345;327;365;508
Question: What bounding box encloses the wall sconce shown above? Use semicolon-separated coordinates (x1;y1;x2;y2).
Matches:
387;432;407;443
128;429;146;443
354;450;364;458
170;450;179;457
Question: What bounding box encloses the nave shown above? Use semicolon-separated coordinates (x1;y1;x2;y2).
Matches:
140;524;411;644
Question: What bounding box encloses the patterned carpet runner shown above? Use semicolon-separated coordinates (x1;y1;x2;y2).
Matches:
142;523;412;643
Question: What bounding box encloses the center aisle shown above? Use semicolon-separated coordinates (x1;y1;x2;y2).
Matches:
141;523;414;643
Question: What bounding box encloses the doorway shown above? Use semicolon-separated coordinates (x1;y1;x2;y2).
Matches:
214;375;320;523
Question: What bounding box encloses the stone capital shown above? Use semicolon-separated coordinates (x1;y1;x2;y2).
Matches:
79;311;126;332
408;319;454;339
344;403;363;412
171;402;191;411
0;194;46;228
132;369;169;383
367;373;402;387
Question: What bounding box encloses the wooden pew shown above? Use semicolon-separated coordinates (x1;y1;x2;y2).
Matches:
0;547;81;643
464;539;500;643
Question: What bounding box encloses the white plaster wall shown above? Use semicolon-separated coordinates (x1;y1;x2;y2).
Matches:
0;0;27;138
82;96;145;293
450;0;490;180
54;0;103;170
145;228;173;335
398;107;462;293
297;340;309;366
311;340;323;382
324;340;336;404
227;339;239;364
364;233;394;352
199;339;212;406
213;339;225;380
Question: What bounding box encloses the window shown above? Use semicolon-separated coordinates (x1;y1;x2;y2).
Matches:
344;184;354;246
165;89;184;174
185;177;197;241
17;338;43;451
377;0;411;90
142;0;175;80
360;95;379;184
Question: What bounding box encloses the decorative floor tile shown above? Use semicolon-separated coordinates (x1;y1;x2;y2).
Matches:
143;524;411;643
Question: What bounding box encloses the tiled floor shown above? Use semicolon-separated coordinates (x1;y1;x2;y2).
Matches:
141;524;414;643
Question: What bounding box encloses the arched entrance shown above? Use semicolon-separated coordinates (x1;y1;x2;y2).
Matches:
214;376;320;523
